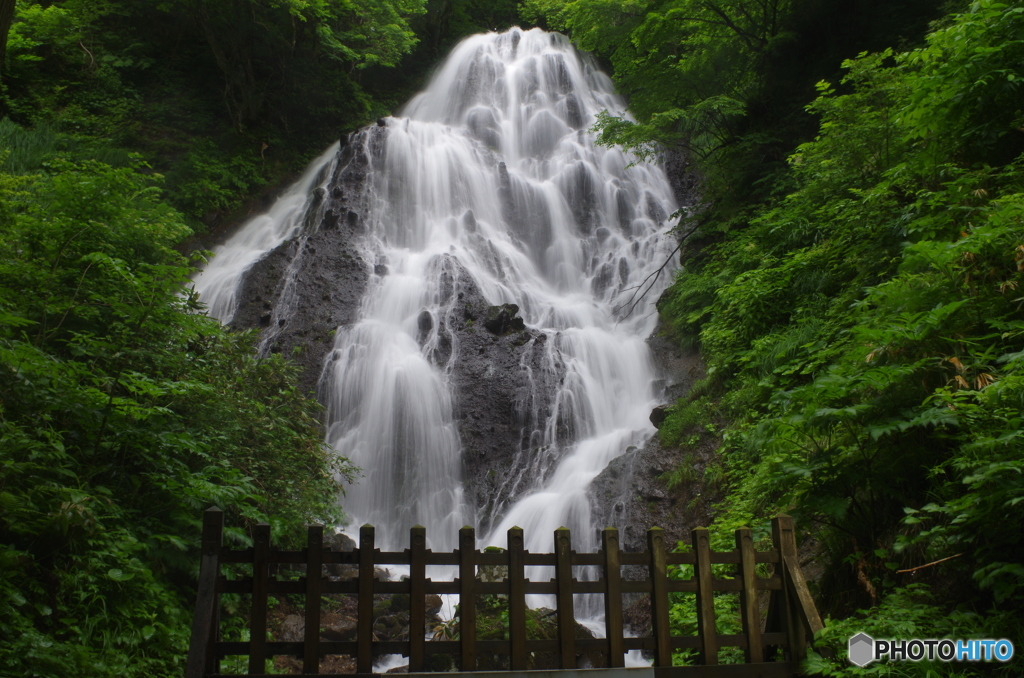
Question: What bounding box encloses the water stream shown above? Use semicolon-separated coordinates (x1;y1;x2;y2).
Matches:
193;26;678;576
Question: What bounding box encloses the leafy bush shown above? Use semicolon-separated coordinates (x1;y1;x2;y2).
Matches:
0;155;353;676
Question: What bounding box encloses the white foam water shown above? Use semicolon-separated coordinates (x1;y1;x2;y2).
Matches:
193;28;679;565
191;143;340;323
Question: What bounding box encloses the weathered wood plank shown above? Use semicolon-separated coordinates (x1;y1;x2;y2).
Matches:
691;527;717;665
770;516;802;661
303;525;324;674
460;526;478;671
186;506;223;678
508;527;527;671
357;525;375;674
735;527;763;663
554;527;576;669
410;526;427;672
249;523;271;674
781;552;824;638
648;528;672;667
602;528;624;668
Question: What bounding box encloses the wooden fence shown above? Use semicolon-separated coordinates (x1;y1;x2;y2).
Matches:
186;509;823;677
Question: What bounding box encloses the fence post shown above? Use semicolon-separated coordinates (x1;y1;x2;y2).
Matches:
773;514;823;662
410;526;427;672
735;527;763;663
554;527;576;669
602;527;625;668
303;525;324;674
508;526;527;671
249;523;271;674
460;526;477;671
771;515;804;661
648;528;672;667
692;527;718;665
357;525;375;673
186;507;223;678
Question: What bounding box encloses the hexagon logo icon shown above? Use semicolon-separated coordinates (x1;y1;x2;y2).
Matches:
848;632;875;667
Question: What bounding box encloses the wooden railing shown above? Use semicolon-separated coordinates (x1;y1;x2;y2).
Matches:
186;509;823;677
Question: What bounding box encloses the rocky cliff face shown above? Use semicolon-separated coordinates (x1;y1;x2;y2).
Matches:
222;131;571;526
426;258;567;534
588;324;717;553
228;129;386;396
221;128;703;535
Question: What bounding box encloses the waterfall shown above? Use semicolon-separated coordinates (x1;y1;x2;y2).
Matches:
192;28;679;558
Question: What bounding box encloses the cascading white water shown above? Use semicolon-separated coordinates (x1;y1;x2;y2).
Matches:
192;28;679;561
191;143;340;323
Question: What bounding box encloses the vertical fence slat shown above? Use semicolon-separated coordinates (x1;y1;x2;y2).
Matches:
508;527;527;671
186;507;223;678
410;526;427;672
692;527;718;665
554;527;576;669
303;525;323;674
459;526;477;671
648;527;672;667
207;585;220;675
209;583;221;676
357;525;375;674
772;515;806;661
602;528;625;668
249;523;271;674
735;527;763;663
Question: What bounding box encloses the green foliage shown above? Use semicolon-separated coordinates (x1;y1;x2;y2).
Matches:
642;0;1024;666
0;155;353;676
165;140;264;219
806;585;1020;677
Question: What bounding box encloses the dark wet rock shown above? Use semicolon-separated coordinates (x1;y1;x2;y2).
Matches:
326;531;357;552
483;304;525;335
589;325;711;554
426;256;566;532
650;404;670;428
229;129;385;395
417;310;433;336
279;614;304;642
589;426;719;553
321;618;358;641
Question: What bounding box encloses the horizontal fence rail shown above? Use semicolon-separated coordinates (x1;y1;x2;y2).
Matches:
186;510;822;677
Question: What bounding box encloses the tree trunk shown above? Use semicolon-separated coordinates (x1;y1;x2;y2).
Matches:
0;0;16;82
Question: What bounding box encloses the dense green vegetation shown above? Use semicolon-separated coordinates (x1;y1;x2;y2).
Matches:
531;0;1024;673
0;2;524;676
4;0;1023;675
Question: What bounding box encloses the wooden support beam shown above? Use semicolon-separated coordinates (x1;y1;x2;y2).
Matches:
508;527;527;671
554;527;576;669
186;506;223;678
357;525;375;674
649;528;672;667
460;526;477;671
735;527;763;663
410;526;427;672
303;525;324;674
771;515;803;661
602;528;625;668
249;523;271;674
692;527;717;665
